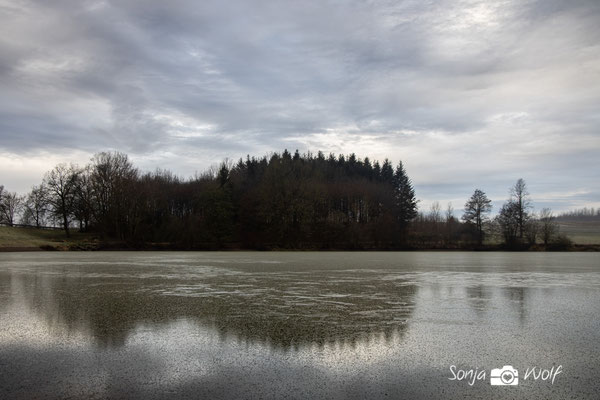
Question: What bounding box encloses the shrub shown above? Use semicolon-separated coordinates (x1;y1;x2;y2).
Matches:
547;234;573;251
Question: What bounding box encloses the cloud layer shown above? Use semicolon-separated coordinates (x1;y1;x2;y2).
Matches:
1;0;599;211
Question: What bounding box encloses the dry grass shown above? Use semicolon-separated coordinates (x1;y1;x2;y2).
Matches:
0;226;93;249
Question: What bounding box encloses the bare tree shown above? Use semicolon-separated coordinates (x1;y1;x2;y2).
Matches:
445;202;454;222
0;191;23;226
90;152;138;239
462;189;492;245
430;201;442;223
524;212;539;245
539;208;558;246
445;202;455;244
73;166;94;231
509;178;532;239
44;163;79;237
22;185;48;227
0;185;4;223
423;201;442;243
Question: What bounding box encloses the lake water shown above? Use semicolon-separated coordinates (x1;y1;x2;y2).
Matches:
0;251;599;399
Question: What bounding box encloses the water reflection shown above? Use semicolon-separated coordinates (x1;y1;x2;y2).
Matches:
465;285;492;316
2;266;418;349
504;286;529;324
1;252;600;399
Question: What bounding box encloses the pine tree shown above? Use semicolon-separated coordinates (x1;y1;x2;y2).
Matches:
462;189;492;245
393;162;418;228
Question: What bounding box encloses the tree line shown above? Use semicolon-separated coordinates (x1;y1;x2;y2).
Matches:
405;179;567;249
0;150;419;249
459;179;568;249
557;207;600;221
0;151;572;249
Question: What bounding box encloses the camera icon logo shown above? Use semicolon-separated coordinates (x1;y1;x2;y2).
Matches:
490;366;519;386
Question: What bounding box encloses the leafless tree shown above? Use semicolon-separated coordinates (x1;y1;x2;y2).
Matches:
73;165;94;231
90;152;139;239
0;191;24;226
524;212;539;245
509;178;532;239
539;208;558;246
445;202;455;244
0;185;4;222
22;185;48;227
430;201;442;223
445;202;454;222
44;163;79;237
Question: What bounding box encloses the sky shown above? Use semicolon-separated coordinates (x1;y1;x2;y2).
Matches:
0;0;599;214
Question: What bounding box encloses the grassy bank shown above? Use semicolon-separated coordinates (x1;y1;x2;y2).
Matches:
0;224;598;251
0;226;98;251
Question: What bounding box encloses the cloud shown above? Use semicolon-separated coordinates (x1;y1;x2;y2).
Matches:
0;0;598;211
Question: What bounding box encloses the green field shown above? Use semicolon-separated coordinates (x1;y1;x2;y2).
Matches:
558;220;600;245
0;226;95;250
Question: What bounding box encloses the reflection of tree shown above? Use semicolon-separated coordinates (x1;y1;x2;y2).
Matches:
11;270;417;349
503;286;529;324
465;285;492;317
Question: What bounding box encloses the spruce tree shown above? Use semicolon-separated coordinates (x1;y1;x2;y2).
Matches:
393;162;418;228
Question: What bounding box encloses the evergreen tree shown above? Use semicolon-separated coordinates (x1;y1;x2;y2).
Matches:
393;162;418;229
462;189;492;245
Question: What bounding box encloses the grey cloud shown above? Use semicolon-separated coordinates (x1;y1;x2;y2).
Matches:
0;0;599;210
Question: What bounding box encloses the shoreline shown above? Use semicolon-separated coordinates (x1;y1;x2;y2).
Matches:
1;244;598;252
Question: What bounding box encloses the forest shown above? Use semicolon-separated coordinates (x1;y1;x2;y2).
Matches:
0;150;576;250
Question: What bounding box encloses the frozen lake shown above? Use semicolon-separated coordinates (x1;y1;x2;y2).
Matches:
0;251;599;399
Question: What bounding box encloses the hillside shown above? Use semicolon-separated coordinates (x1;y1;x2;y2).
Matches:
0;226;96;251
557;219;600;245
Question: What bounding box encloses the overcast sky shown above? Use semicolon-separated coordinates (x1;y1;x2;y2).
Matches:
1;0;599;213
